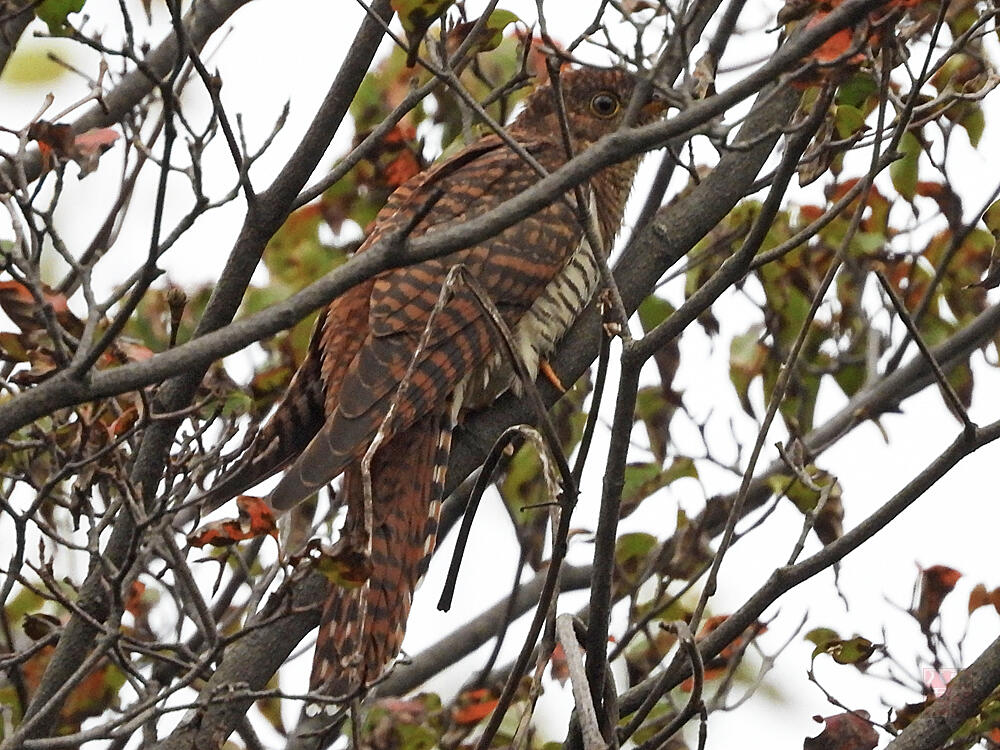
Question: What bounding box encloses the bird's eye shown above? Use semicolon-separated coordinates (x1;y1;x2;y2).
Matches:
589;92;621;118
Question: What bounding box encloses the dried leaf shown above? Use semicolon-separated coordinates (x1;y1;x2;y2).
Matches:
188;496;279;547
914;564;962;632
804;711;878;750
28;121;119;176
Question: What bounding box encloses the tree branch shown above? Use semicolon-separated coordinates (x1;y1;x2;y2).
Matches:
10;1;395;739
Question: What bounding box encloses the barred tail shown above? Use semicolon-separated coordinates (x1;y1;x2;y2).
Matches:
310;411;453;699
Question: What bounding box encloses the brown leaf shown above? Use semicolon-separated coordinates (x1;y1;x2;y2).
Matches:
28;121;119;176
623;0;669;13
778;0;825;24
891;697;934;731
0;331;31;361
549;643;569;686
804;711;878;750
28;120;75;172
914;564;961;632
23;612;61;640
968;583;1000;615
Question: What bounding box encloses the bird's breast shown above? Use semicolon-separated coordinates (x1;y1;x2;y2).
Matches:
459;237;601;411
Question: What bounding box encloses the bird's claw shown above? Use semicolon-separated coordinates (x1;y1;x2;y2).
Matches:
539;359;566;392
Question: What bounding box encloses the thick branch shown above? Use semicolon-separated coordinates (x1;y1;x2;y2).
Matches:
885;631;1000;750
0;0;887;437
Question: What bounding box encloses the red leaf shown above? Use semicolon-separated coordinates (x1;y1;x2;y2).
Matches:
238;495;278;537
384;150;421;187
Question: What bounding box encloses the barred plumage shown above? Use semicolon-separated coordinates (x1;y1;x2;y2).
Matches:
203;66;666;703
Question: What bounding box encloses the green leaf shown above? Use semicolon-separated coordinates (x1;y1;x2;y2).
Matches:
836;73;877;108
615;532;657;587
833;104;865;140
35;0;86;34
221;390;253;418
479;9;520;52
620;458;696;518
392;0;455;63
392;0;454;32
890;131;920;201
805;627;841;651
824;636;878;665
633;386;677;463
637;294;675;332
729;325;767;417
1;43;67;85
959;105;985;147
983;199;1000;237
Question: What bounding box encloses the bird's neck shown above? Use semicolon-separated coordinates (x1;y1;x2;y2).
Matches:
592;157;642;247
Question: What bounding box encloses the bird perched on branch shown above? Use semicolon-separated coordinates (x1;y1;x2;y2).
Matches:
204;66;665;701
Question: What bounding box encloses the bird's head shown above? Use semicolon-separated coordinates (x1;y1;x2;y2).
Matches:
511;66;667;148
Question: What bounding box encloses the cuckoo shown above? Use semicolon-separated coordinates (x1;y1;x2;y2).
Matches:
204;66;665;700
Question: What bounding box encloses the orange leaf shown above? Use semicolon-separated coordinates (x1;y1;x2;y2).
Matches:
550;643;569;686
109;405;140;437
125;580;147;617
238;495;278;537
680;615;767;691
452;688;499;725
384;150;422;187
188;496;278;548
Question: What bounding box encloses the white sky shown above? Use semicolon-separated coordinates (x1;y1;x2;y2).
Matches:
2;1;1000;747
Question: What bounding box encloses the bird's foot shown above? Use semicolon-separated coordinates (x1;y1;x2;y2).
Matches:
539;359;566;392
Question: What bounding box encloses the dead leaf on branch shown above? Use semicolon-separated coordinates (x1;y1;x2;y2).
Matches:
913;564;961;632
28;120;119;177
804;711;878;750
0;279;82;337
188;495;278;547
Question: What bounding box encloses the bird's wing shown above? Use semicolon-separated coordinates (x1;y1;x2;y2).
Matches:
270;136;581;509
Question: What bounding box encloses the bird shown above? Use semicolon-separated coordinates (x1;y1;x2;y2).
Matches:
202;66;666;701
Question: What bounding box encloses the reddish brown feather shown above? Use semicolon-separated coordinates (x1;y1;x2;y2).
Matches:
270;139;581;508
310;414;443;698
204;67;664;702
